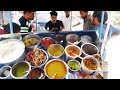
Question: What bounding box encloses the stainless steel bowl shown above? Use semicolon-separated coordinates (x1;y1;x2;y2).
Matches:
66;34;81;45
80;35;93;44
0;39;26;66
25;48;49;68
47;44;64;59
28;67;45;79
81;43;99;56
10;61;31;79
23;34;41;50
10;34;22;41
81;55;100;74
0;66;12;79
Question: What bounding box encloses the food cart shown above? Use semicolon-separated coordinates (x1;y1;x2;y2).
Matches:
0;11;108;79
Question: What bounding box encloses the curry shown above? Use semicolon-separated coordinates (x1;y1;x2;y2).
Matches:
45;60;67;79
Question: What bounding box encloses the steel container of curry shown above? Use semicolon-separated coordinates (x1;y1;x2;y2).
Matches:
23;34;41;50
65;45;82;59
81;55;100;74
67;60;81;72
10;61;31;79
47;44;64;59
66;34;81;45
28;67;45;79
41;37;54;49
54;34;64;44
81;43;99;57
44;59;68;79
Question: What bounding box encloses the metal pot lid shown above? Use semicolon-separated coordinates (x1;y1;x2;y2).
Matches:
0;39;25;64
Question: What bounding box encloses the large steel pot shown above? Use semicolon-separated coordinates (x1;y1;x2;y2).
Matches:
0;39;26;66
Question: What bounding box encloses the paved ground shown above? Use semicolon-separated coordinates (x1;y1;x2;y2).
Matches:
105;35;120;79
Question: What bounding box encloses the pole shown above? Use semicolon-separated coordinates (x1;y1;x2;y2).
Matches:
99;11;105;39
70;11;72;31
101;23;110;58
36;11;37;32
8;11;13;34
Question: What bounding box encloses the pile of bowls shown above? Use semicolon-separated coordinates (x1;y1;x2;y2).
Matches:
0;32;101;79
65;35;100;75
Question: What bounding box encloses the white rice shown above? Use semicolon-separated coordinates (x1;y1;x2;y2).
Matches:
0;39;25;64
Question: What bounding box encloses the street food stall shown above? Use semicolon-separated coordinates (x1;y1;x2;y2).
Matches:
0;11;108;79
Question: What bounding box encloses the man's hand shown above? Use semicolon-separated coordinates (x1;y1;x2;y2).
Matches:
87;14;92;19
60;26;64;31
87;14;93;22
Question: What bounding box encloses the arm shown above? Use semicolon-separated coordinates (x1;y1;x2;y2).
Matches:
60;21;64;31
110;25;120;35
73;22;81;27
87;14;92;20
45;23;48;30
72;16;82;27
45;22;50;32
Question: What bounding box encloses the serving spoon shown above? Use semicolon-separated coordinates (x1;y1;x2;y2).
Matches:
51;72;57;79
39;73;44;79
22;70;29;74
68;51;83;59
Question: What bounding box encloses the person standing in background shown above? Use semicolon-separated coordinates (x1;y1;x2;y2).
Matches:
45;11;64;32
92;11;120;61
0;22;20;34
92;11;120;41
59;11;82;31
19;11;35;33
80;11;93;30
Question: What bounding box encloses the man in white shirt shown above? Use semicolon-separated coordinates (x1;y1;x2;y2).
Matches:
58;11;83;31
